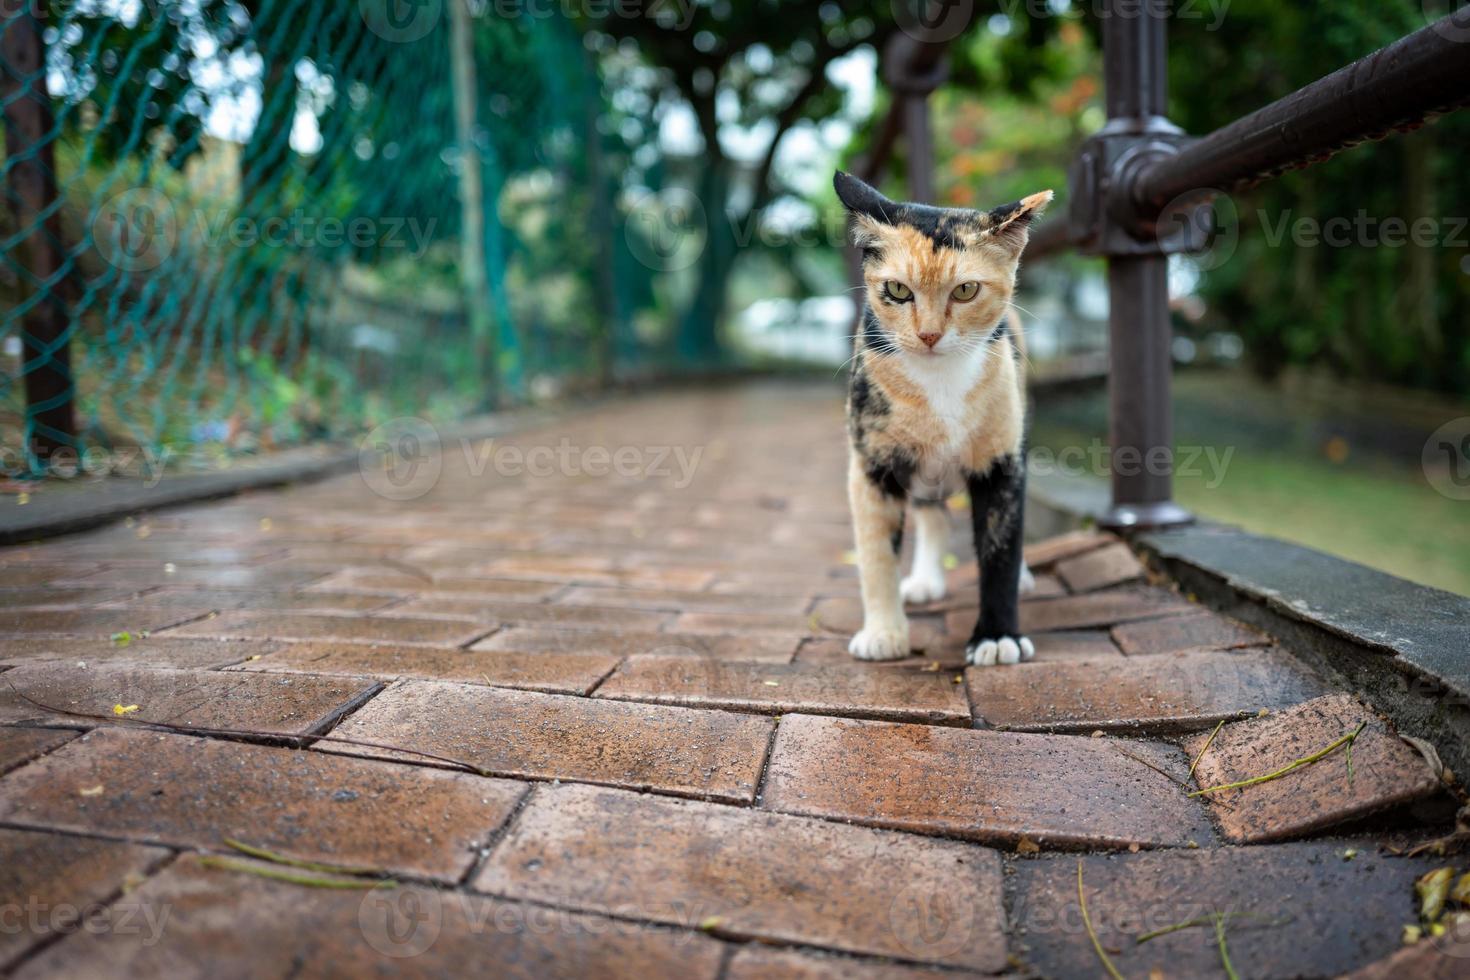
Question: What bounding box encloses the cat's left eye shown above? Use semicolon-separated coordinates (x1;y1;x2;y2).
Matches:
951;282;981;302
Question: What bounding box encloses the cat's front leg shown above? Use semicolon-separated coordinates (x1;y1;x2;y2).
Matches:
847;453;910;661
965;453;1034;666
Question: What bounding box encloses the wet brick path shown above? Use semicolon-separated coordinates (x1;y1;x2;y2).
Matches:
0;383;1458;977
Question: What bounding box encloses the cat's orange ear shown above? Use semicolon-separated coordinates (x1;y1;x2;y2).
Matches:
985;190;1054;254
834;171;899;224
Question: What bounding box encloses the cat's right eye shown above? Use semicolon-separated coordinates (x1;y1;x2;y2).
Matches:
883;281;913;303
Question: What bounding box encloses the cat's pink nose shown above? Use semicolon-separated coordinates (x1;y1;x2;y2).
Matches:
918;332;941;349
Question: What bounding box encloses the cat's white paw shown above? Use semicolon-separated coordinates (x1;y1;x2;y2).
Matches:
966;635;1035;667
849;623;911;661
1018;563;1036;594
900;571;947;605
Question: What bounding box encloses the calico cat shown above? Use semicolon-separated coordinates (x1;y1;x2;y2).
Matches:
834;171;1050;666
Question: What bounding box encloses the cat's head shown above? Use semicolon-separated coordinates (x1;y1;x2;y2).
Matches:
834;171;1051;358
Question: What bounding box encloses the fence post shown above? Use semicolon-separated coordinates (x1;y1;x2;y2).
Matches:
1096;0;1192;530
448;0;497;402
1;0;76;465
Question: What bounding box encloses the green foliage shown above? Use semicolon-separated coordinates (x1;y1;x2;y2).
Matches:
3;2;673;470
1168;1;1470;395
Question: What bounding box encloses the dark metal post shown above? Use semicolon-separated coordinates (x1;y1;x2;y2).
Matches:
1;1;76;463
1098;0;1191;529
903;96;934;202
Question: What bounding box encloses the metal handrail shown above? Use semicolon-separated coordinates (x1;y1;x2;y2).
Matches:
993;6;1470;528
1133;15;1470;217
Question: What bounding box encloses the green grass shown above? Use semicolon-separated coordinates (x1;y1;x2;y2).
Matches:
1031;371;1470;597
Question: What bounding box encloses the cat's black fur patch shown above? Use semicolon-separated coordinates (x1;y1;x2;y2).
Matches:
864;452;914;500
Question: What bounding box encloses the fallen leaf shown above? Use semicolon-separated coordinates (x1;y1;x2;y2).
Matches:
762;680;780;687
79;785;104;797
114;704;140;716
1016;837;1040;854
110;632;132;647
1452;872;1470;906
17;492;29;505
941;553;959;571
1128;843;1141;853
1401;735;1446;781
1417;867;1456;923
698;916;723;932
245;655;262;662
1403;924;1422;945
1342;848;1359;861
259;518;273;531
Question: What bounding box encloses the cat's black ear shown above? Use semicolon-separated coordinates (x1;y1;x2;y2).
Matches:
985;190;1054;254
834;171;899;224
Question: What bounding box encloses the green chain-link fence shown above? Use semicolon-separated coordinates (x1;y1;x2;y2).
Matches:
1;0;690;478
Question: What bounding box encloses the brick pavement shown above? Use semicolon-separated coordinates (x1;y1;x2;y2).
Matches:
0;383;1456;977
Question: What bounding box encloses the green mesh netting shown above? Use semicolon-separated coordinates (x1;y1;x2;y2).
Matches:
0;1;660;477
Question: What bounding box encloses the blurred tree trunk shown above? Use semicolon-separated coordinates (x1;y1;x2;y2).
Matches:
2;1;75;459
1400;128;1440;363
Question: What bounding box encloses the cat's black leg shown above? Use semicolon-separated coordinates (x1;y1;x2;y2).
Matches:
964;452;1034;666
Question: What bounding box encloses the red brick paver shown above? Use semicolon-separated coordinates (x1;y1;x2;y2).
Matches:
1054;541;1146;592
0;636;282;669
0;384;1452;976
474;626;802;662
0;728;75;776
17;855;727;979
1183;692;1441;841
0;829;169;970
0;728;524;881
231;640;619;695
1015;843;1442;978
330;679;774;802
594;654;971;724
475;783;1009;971
163;610;493;646
763;713;1215;849
966;648;1328;733
0;662;376;733
1112;609;1270;655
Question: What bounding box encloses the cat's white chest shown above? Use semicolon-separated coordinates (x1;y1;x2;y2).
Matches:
898;347;987;454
